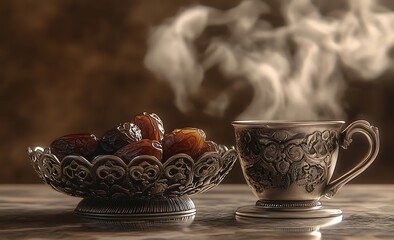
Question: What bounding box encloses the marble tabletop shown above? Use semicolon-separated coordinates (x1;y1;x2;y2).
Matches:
0;184;393;240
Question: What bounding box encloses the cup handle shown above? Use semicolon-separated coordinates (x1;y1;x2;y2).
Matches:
323;120;379;199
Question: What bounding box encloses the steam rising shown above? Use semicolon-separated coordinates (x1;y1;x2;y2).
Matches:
144;0;394;120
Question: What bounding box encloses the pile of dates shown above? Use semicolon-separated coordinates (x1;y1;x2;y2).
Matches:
50;112;219;163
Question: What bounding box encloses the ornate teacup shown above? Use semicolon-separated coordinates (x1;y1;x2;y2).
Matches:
232;120;379;218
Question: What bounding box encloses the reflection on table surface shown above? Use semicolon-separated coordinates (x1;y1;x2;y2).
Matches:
1;184;393;239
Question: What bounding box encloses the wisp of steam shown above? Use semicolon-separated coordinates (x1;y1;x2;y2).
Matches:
144;0;394;120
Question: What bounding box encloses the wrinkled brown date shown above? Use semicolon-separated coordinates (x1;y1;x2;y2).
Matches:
162;128;217;160
50;133;99;161
134;112;165;141
114;139;163;164
99;122;142;154
202;140;219;153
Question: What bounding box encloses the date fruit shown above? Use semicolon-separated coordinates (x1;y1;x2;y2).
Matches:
100;122;142;154
50;133;99;161
134;112;165;141
202;140;219;153
114;139;163;164
162;128;215;160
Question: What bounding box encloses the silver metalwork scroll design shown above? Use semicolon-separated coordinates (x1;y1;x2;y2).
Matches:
237;129;338;193
28;146;237;200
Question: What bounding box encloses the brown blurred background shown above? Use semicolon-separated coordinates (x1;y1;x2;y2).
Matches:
1;0;393;184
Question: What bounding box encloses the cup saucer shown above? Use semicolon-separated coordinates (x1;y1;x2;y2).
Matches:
235;200;342;218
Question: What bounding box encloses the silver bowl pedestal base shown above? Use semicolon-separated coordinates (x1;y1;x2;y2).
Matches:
236;200;342;219
75;195;196;220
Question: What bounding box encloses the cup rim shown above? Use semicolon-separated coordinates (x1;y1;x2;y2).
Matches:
232;120;345;127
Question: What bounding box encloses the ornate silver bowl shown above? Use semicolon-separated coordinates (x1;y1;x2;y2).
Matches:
28;146;237;220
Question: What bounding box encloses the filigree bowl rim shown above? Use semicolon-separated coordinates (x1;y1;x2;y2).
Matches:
28;146;234;166
28;145;237;200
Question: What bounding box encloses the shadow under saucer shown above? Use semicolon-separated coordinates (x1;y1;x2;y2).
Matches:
236;214;342;240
